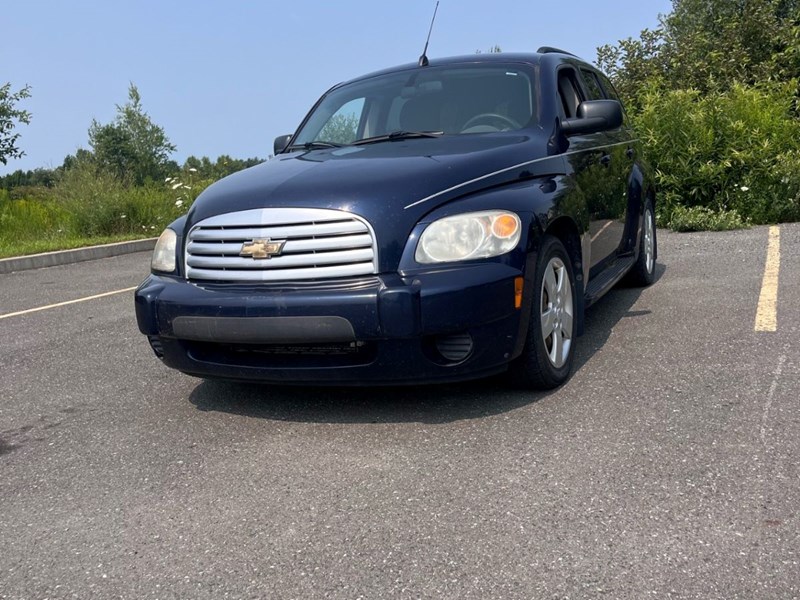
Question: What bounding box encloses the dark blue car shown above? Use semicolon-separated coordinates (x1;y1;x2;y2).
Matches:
135;49;657;388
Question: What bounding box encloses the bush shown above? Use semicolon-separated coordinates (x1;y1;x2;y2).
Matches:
635;81;800;227
51;162;213;237
54;164;134;236
0;161;211;248
0;197;74;240
0;154;251;256
666;205;749;232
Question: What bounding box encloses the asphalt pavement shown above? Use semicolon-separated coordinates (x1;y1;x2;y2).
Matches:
1;224;798;599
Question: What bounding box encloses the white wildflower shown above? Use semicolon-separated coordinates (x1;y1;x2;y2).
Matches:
740;186;750;192
175;200;184;207
121;214;126;219
171;182;182;190
165;177;172;183
188;168;198;172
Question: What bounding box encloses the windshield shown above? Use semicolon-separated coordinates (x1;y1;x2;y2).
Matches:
292;63;537;147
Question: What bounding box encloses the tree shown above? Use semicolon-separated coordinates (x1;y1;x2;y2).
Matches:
596;0;800;108
0;167;56;191
0;83;32;165
595;29;665;110
660;0;799;91
318;114;359;145
88;83;176;185
182;155;263;180
596;0;800;228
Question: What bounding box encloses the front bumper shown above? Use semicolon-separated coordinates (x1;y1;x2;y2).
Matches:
134;263;529;385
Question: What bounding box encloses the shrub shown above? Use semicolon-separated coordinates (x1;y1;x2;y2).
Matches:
635;81;800;226
0;197;74;241
666;205;749;232
51;162;211;237
0;155;250;256
8;185;54;202
54;164;131;236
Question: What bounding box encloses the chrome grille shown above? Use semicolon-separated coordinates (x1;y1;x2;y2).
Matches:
185;208;378;282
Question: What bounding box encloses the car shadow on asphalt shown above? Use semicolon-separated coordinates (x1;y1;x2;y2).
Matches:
188;264;666;424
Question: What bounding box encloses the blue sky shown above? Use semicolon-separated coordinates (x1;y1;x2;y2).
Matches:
2;0;673;175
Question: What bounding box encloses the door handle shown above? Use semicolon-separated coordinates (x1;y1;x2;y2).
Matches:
600;154;612;167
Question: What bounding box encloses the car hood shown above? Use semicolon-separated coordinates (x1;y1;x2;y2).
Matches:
186;132;561;270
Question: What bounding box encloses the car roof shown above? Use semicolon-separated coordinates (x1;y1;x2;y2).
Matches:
335;51;590;88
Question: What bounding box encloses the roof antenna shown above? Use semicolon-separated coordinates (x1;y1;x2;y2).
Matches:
419;1;439;67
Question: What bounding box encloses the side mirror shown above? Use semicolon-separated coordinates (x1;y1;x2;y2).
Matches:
561;100;623;136
273;134;293;155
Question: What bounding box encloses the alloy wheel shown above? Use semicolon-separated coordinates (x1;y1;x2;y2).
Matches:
644;207;655;274
540;257;574;368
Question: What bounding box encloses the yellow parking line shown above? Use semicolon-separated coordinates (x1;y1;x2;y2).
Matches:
590;220;614;242
755;226;780;332
0;286;137;321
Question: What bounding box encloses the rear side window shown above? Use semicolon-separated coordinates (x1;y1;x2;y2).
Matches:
579;70;604;101
596;72;622;103
595;72;629;123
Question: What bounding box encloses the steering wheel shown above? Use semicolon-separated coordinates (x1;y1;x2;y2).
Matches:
460;112;522;132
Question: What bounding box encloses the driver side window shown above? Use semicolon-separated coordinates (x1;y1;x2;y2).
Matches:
557;69;584;119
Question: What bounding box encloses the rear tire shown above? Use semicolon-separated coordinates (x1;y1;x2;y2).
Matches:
508;235;577;390
626;199;657;287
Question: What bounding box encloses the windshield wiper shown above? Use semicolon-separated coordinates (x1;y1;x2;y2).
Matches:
352;130;444;146
286;140;344;151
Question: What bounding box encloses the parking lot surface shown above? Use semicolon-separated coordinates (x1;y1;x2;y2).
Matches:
1;224;798;599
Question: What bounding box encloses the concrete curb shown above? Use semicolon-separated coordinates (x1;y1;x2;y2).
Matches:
0;238;158;275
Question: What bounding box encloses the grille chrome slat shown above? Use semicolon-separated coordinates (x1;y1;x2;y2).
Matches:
186;233;373;256
188;263;375;282
189;221;367;242
187;248;374;269
185;208;378;282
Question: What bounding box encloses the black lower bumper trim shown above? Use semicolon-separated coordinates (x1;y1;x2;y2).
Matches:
171;315;356;344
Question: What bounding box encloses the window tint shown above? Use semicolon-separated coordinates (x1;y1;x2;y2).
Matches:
580;70;604;101
294;64;536;145
596;73;621;103
318;98;365;145
557;69;583;118
595;72;628;124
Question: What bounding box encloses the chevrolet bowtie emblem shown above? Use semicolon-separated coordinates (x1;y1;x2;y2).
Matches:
239;238;286;259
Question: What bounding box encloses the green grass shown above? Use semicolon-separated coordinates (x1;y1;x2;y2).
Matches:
0;163;211;259
0;233;155;259
0;191;167;259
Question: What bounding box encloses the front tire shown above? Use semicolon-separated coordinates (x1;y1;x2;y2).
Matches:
508;235;577;390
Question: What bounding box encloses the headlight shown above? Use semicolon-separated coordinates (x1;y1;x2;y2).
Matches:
151;228;177;273
415;210;521;264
